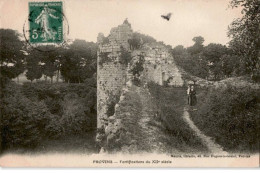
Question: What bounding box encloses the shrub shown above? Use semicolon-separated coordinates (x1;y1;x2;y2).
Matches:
1;82;97;151
190;85;260;153
98;52;113;66
61;92;95;134
1;83;51;149
129;55;145;86
119;46;132;65
44;115;64;139
106;92;120;117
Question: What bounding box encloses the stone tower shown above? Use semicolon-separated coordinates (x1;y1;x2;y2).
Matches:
97;19;133;128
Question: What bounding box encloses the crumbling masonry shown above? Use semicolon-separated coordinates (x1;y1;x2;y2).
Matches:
97;20;184;136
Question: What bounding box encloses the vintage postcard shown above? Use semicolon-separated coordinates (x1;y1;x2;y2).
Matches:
0;0;259;168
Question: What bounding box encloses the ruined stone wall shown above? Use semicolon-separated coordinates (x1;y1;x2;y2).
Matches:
97;61;127;128
142;62;163;85
134;43;184;86
163;60;184;86
108;24;132;50
97;20;184;131
97;21;132;128
96;20;186;152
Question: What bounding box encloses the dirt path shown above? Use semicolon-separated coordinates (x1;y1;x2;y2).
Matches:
183;107;228;154
136;86;209;154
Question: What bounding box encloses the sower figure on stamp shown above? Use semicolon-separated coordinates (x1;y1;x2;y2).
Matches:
35;4;59;41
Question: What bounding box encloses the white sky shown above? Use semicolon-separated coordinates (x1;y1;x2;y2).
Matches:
0;0;242;47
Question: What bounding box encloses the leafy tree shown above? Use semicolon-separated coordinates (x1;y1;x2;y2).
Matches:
174;53;209;79
172;38;209;80
203;44;227;63
41;48;59;83
0;29;25;86
60;39;97;83
228;0;260;79
25;49;43;82
172;45;186;55
172;38;235;80
187;36;205;55
192;36;205;45
221;54;235;77
203;43;228;80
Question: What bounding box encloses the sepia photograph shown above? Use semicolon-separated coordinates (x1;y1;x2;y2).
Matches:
0;0;259;167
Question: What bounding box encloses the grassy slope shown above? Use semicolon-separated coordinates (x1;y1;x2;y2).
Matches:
147;83;208;153
110;84;208;153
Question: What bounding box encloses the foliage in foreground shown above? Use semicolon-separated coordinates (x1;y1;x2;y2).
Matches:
0;81;97;151
228;0;260;77
189;85;260;153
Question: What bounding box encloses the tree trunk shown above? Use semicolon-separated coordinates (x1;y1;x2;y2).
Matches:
17;76;19;84
56;70;60;83
51;77;53;84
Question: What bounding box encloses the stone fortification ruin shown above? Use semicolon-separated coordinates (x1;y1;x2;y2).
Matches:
96;20;184;149
97;20;133;128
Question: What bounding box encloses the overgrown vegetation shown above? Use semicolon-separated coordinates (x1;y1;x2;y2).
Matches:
189;85;260;153
0;29;98;153
129;55;145;86
147;82;208;152
228;0;260;80
0;81;97;152
106;92;121;117
99;46;132;67
98;52;113;67
128;32;156;50
118;46;132;65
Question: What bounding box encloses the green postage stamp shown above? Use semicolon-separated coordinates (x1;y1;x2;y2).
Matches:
29;1;63;43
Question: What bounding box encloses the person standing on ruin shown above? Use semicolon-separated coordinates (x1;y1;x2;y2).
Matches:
187;85;191;105
190;85;197;106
